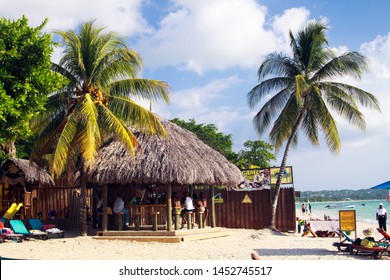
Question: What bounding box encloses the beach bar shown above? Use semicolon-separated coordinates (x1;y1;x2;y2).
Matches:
88;119;243;235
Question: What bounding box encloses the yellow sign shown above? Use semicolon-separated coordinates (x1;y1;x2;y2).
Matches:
242;194;252;204
339;210;356;232
214;198;223;203
270;167;293;184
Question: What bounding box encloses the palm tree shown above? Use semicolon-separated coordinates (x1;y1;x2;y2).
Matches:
31;20;170;236
247;21;380;230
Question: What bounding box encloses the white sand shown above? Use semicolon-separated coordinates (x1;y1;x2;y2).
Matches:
1;221;388;260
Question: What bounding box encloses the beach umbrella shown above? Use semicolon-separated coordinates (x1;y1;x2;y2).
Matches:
370;181;390;202
370;181;390;189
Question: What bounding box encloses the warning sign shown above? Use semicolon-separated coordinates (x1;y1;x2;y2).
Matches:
339;210;356;232
242;194;252;203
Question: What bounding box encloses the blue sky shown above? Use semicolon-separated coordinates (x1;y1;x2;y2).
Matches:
2;0;390;191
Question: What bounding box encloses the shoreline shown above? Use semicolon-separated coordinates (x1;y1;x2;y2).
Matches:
1;220;388;260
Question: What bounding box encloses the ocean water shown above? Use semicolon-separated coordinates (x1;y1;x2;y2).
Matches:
296;199;389;226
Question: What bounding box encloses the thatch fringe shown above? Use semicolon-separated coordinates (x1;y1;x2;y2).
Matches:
89;119;242;186
0;158;54;187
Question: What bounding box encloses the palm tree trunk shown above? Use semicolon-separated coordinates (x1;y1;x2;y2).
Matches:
269;110;305;230
79;169;88;236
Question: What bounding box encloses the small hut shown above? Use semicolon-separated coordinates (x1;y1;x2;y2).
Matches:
0;158;54;219
89;119;242;231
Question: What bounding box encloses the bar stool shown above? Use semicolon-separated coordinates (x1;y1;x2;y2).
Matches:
186;211;194;229
151;211;160;231
174;207;181;230
134;212;141;231
115;212;124;230
198;209;205;229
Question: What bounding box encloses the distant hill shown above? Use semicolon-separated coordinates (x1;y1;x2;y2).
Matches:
296;189;389;202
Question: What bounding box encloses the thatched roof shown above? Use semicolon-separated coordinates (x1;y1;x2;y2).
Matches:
0;158;54;187
89;119;242;186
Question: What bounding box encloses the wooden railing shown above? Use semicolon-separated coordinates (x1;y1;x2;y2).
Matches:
128;204;167;226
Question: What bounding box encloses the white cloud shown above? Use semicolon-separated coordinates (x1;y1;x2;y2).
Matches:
0;0;150;36
360;33;390;79
136;0;278;74
153;75;244;127
270;7;311;51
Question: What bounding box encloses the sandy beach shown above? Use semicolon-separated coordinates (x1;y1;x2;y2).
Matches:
1;220;388;260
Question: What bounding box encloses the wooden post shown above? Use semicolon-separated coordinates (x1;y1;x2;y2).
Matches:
187;211;193;229
211;185;216;228
134;212;141;231
102;184;108;231
167;182;173;231
152;211;160;231
198;211;204;229
174;210;181;230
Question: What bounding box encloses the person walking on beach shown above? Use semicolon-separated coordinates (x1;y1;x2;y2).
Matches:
376;203;387;231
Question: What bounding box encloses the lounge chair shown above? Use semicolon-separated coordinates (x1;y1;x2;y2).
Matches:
349;243;389;259
28;218;64;238
377;228;390;242
0;220;23;243
9;219;48;240
332;229;354;252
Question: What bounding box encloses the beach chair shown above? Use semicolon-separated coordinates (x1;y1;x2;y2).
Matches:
28;218;64;238
0;220;24;243
348;230;390;259
332;229;354;252
9;219;48;240
377;228;390;242
349;243;389;259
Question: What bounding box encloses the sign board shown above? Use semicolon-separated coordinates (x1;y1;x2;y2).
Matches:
214;193;223;203
339;210;356;235
242;194;252;204
232;166;293;191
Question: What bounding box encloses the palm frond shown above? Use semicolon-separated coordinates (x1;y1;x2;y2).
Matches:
50;109;79;177
312;51;368;82
252;86;294;135
247;77;291;109
77;94;101;172
107;95;167;136
258;53;299;80
269;95;300;150
320;83;366;130
97;104;139;156
30;110;67;160
109;79;171;104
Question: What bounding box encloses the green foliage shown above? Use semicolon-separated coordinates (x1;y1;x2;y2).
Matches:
170;118;276;168
170;118;236;160
0;16;64;156
297;189;389;202
235;140;276;169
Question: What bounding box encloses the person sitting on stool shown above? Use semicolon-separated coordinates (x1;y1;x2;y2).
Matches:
180;191;195;228
113;194;130;228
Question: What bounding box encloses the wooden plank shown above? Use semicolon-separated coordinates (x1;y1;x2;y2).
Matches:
93;235;182;243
